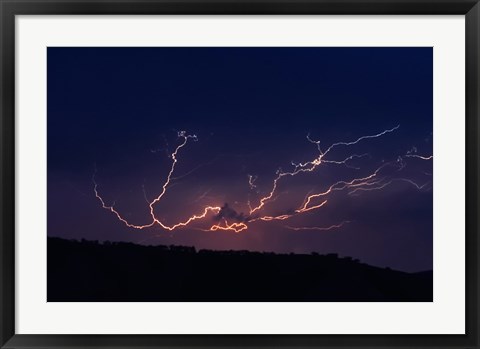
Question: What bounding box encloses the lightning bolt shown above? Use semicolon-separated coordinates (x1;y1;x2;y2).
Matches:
296;161;394;213
94;131;222;231
406;146;433;160
405;154;433;160
247;174;258;190
347;178;430;195
94;126;431;235
209;219;248;233
248;125;400;214
286;220;351;231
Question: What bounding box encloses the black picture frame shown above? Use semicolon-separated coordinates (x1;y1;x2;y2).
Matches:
1;0;478;348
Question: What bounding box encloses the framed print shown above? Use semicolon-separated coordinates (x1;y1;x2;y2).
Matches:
1;1;479;348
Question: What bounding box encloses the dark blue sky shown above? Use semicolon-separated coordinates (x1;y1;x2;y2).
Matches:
47;47;433;272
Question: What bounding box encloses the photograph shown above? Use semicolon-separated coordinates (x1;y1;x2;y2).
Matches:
47;46;433;302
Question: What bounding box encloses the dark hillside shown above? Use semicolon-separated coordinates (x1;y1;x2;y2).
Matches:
48;237;432;302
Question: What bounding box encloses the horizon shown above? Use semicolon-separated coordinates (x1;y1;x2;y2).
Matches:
47;236;433;274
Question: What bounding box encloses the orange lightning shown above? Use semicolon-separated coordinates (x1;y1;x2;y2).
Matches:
295;161;393;213
94;131;222;231
209;219;248;233
248;125;400;214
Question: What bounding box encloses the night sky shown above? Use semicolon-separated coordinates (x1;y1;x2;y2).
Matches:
47;47;433;272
